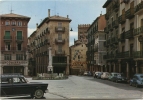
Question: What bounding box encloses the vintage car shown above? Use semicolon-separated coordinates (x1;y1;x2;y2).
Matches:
0;74;48;98
129;74;143;87
108;72;127;83
101;72;110;79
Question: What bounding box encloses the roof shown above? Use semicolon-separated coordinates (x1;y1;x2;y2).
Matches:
37;15;71;28
103;0;112;8
0;13;30;19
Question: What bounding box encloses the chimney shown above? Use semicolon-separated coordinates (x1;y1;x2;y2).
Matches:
67;15;69;18
36;23;38;28
48;9;50;17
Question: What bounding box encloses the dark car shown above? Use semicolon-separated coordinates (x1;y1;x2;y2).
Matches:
96;72;103;79
93;71;101;78
129;74;143;88
109;73;127;83
1;74;48;99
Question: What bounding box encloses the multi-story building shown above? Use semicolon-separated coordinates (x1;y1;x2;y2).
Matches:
69;43;87;75
69;24;90;75
0;13;30;75
78;24;90;44
103;0;143;78
28;9;71;76
86;14;106;73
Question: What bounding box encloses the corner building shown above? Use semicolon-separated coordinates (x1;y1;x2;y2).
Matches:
0;13;30;75
28;10;71;76
103;0;143;78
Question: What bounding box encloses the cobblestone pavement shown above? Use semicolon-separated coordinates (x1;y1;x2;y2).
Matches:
27;75;143;99
2;75;143;99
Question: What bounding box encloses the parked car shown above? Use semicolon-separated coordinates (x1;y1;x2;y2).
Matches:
109;72;127;83
83;71;88;76
129;74;143;88
1;74;48;98
101;72;110;79
93;71;101;78
87;71;92;76
96;72;103;79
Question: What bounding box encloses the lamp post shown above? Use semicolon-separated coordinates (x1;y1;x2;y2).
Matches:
48;47;53;74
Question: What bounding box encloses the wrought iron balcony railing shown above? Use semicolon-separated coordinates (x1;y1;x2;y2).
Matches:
135;1;143;13
125;29;134;39
125;8;135;19
133;26;143;36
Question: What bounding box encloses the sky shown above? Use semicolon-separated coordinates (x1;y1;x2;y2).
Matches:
0;0;106;46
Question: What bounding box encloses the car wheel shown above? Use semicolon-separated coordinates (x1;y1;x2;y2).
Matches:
135;84;138;88
34;89;44;99
129;82;132;86
116;80;118;83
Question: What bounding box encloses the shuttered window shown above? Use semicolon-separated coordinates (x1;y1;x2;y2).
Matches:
17;31;22;40
5;31;11;39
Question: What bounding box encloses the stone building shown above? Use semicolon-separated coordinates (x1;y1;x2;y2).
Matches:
0;13;30;75
28;9;71;76
86;14;106;73
103;0;143;78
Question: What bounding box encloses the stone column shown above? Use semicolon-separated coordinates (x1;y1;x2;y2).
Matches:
109;63;111;73
113;63;116;72
48;47;53;73
119;63;121;73
24;66;28;75
135;61;138;73
126;62;129;78
66;55;69;75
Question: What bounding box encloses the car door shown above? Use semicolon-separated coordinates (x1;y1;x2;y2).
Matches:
1;77;13;96
12;77;31;95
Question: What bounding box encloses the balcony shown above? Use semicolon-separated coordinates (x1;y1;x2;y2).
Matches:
124;51;130;58
44;39;50;45
116;52;123;58
55;27;65;32
104;27;109;33
55;50;65;55
55;38;65;44
125;8;135;19
108;24;113;31
133;26;143;36
135;1;143;14
125;29;134;39
111;37;118;44
16;36;24;42
118;15;126;24
113;3;119;12
104;41;108;47
3;36;12;41
133;51;143;58
1;47;26;52
120;32;125;42
105;13;109;20
112;20;118;28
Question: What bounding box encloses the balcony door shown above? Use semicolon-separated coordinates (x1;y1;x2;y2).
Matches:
5;31;10;39
17;31;22;40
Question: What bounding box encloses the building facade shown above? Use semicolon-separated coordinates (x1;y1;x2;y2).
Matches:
70;43;87;75
87;14;106;73
103;0;143;78
28;9;71;76
0;13;30;75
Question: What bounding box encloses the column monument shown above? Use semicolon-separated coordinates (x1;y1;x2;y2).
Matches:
48;47;53;73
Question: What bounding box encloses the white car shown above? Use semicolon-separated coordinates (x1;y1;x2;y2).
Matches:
101;72;110;79
94;71;101;78
83;71;88;76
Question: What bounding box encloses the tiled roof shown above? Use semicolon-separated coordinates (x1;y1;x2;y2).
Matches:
49;15;71;21
0;13;30;18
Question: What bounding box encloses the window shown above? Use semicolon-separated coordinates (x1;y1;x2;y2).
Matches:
17;21;22;26
11;21;16;25
16;54;23;60
58;45;62;52
5;21;10;25
58;22;62;27
5;42;10;51
58;33;62;40
4;31;11;39
17;43;22;50
4;54;11;60
17;31;22;40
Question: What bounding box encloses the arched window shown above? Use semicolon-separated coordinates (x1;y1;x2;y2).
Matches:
11;21;16;26
5;21;10;25
17;21;22;26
